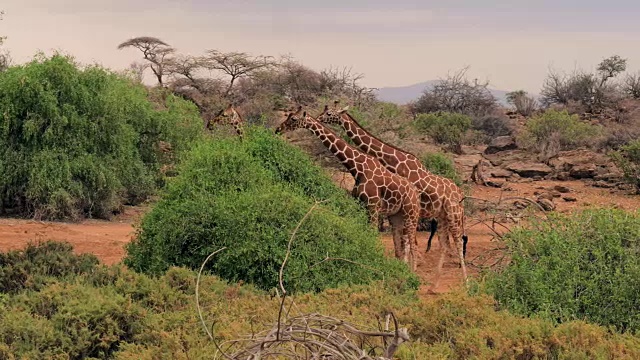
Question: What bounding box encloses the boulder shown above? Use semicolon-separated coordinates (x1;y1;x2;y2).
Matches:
593;181;615;189
506;162;553;178
454;154;484;178
537;198;556;211
484;136;517;154
553;185;571;193
537;192;555;201
491;169;513;178
548;149;619;180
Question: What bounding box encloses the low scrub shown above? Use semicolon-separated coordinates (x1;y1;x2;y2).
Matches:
486;208;640;333
611;139;640;193
0;240;98;294
420;152;462;187
0;54;203;220
517;109;600;160
413;112;472;153
1;242;639;359
125;127;418;293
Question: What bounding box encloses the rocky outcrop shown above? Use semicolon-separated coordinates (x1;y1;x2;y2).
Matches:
506;162;553;178
548;149;621;181
484;136;517;154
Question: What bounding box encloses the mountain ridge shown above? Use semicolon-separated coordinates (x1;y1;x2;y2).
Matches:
374;80;522;106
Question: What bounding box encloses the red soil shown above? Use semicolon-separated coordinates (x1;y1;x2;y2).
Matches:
0;180;637;294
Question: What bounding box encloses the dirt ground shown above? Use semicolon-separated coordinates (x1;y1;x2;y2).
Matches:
0;180;638;295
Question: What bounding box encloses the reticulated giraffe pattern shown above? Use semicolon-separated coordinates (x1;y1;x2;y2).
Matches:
316;103;469;289
207;104;245;138
276;107;421;271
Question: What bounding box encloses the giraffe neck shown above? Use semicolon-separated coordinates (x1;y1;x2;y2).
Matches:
337;113;405;171
304;120;361;177
231;110;244;136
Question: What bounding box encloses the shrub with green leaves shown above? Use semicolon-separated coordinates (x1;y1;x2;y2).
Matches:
486;209;640;333
611;139;640;193
0;240;99;294
125;127;419;293
413;112;472;153
420;152;462;186
2;242;639;359
0;54;203;220
518;109;599;160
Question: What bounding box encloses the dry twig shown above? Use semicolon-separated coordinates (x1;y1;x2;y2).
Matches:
197;201;410;359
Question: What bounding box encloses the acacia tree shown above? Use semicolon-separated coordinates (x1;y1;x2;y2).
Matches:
117;36;175;86
200;50;275;96
166;54;227;116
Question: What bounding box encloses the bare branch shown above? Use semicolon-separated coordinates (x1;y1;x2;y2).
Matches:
624;72;640;99
410;67;497;116
198;201;410;359
195;247;228;340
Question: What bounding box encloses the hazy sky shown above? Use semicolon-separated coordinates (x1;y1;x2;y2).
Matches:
2;0;640;93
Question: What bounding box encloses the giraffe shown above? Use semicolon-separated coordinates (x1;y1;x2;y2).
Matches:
316;103;469;289
206;104;244;138
275;107;422;271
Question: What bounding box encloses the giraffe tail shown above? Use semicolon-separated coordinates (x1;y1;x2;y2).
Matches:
462;234;468;259
460;196;469;259
425;219;437;252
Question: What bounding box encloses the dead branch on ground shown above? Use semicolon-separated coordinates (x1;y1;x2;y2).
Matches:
196;201;409;359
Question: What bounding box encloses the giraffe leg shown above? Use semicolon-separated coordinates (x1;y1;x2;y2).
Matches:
448;213;468;284
429;226;450;292
388;214;407;263
405;217;419;272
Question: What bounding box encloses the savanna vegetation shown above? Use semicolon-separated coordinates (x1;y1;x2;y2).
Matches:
125;127;419;293
0;54;203;221
1;19;640;359
2;241;640;359
487;209;640;333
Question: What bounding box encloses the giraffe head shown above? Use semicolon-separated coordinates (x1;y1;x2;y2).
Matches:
274;105;306;134
207;103;238;130
316;103;349;126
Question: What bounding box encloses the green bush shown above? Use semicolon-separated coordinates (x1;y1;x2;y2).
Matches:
0;240;99;294
1;242;640;359
413;112;472;153
486;209;640;333
0;54;203;220
420;152;462;186
124;127;419;293
518;109;599;160
611;139;640;193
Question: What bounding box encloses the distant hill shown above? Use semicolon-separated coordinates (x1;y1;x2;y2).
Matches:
374;80;514;106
